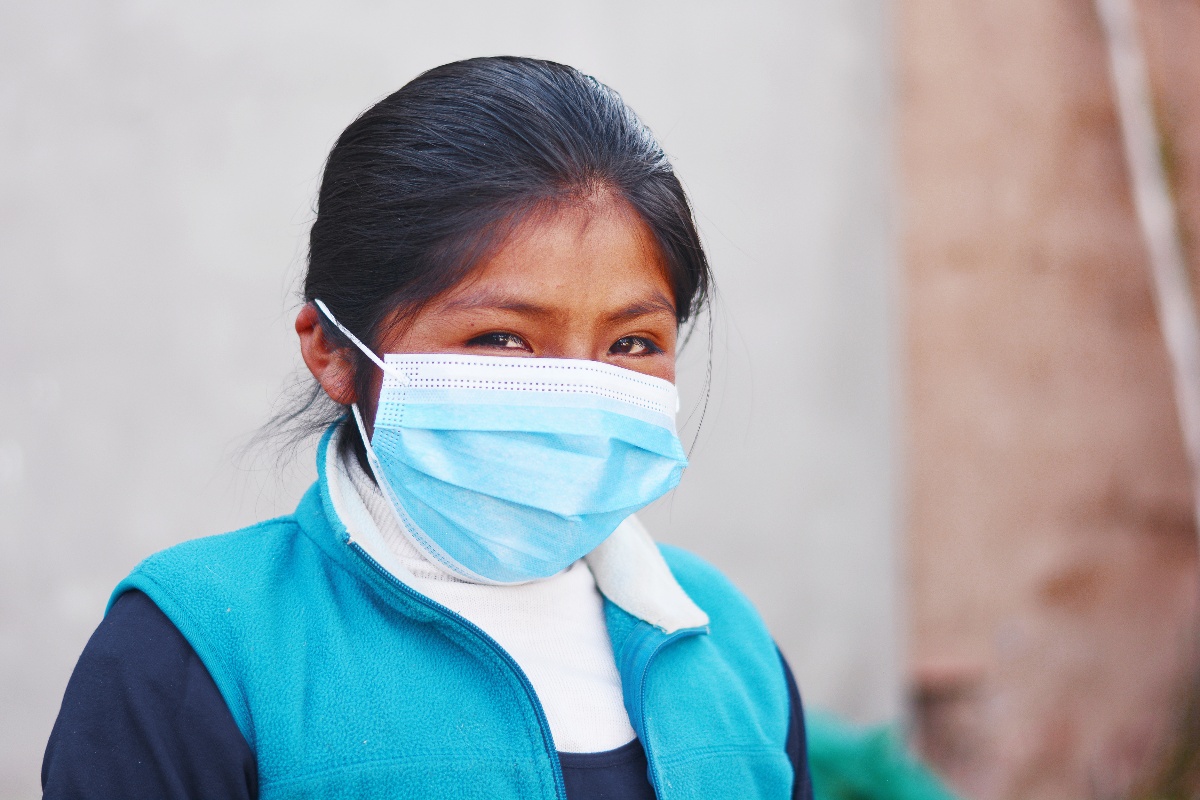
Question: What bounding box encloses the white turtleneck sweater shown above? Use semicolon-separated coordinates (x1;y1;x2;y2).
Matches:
343;448;637;753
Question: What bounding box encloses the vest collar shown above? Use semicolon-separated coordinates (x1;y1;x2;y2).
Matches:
318;421;709;634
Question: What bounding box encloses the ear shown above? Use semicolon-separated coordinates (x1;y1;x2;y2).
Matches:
296;303;358;405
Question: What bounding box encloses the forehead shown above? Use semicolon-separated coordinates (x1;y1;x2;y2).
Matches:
444;195;674;311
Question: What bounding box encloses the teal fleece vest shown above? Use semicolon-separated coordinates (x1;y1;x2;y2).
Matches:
111;432;794;799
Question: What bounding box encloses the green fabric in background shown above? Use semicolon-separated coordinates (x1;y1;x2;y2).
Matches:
807;711;960;800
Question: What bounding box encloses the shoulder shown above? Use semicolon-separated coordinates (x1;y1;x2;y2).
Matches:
116;481;338;607
656;543;767;630
113;513;310;614
107;501;332;736
655;543;785;688
110;498;333;644
642;544;798;790
656;542;731;587
131;514;302;574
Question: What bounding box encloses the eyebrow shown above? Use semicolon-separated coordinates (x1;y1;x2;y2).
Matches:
606;294;677;323
444;289;677;322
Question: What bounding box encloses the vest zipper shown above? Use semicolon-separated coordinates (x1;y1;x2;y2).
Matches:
619;621;707;798
347;541;568;800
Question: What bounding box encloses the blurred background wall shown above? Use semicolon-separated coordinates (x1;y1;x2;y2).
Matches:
0;2;897;798
901;0;1200;797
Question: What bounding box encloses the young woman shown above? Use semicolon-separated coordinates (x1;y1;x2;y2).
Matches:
42;57;812;800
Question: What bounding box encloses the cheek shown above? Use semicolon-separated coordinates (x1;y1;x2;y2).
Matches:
642;350;676;384
352;365;387;436
642;330;678;383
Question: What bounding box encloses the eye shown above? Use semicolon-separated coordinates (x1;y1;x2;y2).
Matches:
609;336;662;357
466;331;531;351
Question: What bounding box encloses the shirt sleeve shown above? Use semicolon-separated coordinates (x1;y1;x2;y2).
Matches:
780;650;815;800
42;589;257;800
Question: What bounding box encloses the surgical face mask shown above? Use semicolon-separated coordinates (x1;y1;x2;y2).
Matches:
314;300;689;585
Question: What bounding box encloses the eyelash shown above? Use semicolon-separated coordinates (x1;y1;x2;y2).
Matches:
610;336;662;356
465;332;663;356
467;332;529;350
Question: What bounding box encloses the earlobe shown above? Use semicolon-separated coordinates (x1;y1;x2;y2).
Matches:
296;303;358;405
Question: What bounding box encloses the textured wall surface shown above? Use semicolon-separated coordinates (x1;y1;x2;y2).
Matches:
901;0;1200;797
0;2;896;795
1138;0;1200;305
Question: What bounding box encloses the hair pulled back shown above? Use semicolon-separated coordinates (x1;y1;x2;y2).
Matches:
292;56;711;444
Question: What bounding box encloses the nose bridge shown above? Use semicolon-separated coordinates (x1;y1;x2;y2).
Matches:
539;312;602;360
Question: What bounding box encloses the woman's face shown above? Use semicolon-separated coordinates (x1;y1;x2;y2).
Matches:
298;194;678;425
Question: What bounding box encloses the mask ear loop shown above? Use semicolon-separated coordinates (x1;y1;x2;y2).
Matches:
313;299;483;582
311;296;409;440
312;298;389;373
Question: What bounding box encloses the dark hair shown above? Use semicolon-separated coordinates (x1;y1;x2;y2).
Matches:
281;56;712;455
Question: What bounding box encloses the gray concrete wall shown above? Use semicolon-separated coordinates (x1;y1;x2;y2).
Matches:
0;1;895;794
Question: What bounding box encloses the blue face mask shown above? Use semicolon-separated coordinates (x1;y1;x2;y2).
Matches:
315;300;689;585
